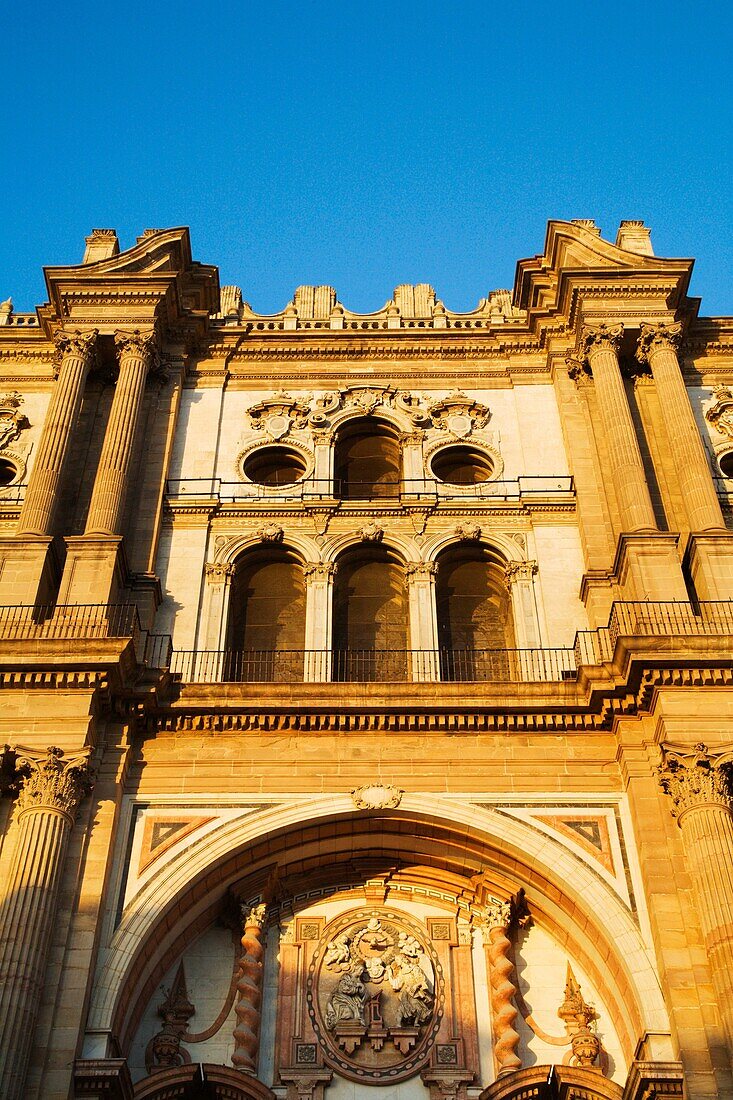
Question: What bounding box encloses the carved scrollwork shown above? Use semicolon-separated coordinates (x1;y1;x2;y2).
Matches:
0;393;29;451
303;561;337;581
427;391;491;436
256;522;285;543
636;321;683;365
360;521;384;543
656;742;733;820
705;385;733;440
114;327;159;372
247;391;312;438
579;322;624;362
504;560;538;588
454;523;481;542
14;744;92;819
351;784;404;810
53;328;98;377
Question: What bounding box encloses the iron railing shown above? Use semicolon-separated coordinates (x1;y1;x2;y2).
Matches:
164;476;575;504
0;603;141;640
169;647;577;684
0;482;26;505
608;601;733;648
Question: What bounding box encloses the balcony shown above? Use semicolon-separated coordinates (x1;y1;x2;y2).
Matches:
164;476;575;506
0;604;171;667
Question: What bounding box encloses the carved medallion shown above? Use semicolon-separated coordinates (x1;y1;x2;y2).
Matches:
307;909;443;1083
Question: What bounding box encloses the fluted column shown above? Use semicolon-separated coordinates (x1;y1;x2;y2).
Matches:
0;745;91;1100
657;743;733;1052
232;902;267;1073
18;329;97;536
580;323;657;533
85;328;157;536
637;323;724;532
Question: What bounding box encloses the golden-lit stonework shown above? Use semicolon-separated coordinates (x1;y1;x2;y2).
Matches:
0;220;732;1100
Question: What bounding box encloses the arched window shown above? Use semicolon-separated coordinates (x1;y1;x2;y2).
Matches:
436;545;515;680
334;418;401;498
226;547;306;681
333;546;408;680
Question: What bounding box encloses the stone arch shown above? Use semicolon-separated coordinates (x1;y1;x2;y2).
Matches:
87;796;668;1067
331;540;410;679
133;1062;276;1099
479;1064;624;1100
332;414;403;498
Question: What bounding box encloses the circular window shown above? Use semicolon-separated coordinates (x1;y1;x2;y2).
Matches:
430;445;494;485
242;445;308;487
719;451;733;478
0;459;17;487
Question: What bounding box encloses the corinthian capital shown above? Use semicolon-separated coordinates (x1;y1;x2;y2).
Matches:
14;745;92;819
657;742;733;820
579;322;624;363
53;328;98;371
114;327;159;371
636;321;683;365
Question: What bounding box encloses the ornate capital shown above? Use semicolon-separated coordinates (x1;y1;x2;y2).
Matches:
579;322;624;363
14;745;92;819
205;560;235;584
405;561;437;581
114;328;159;371
505;559;538;588
242;902;268;929
566;356;592;386
53;328;98;373
636;321;683;365
657;742;733;820
303;561;337;581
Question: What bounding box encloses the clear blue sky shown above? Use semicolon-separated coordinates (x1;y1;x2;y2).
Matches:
3;1;732;315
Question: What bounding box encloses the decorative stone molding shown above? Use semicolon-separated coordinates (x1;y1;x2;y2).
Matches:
405;561;437;580
427;390;491;436
303;561;337;581
236;437;314;483
400;431;425;446
421;1066;474;1100
311;429;335;446
579;322;624;362
14;745;92;820
247;391;311;438
0;393;29;450
256;523;284;543
705;385;733;439
351;784;404;810
636;321;683;365
504;560;538;589
280;1068;333;1100
205;561;236;584
557;964;601;1069
656;742;733;820
360;521;384;543
232;903;268;1073
454;523;481;541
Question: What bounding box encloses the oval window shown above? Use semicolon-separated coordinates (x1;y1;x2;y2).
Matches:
719;451;733;478
0;458;17;487
242;446;308;487
430;445;494;485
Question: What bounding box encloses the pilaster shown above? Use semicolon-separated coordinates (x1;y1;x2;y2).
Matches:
303;562;335;681
406;561;438;680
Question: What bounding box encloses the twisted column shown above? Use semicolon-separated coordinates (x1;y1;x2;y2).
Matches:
483;900;521;1077
18;330;97;535
637;322;724;532
580;323;657;533
0;745;91;1100
657;743;733;1052
232;902;267;1073
84;328;157;536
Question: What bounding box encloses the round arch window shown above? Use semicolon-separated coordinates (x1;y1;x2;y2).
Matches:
719;451;733;478
430;445;494;486
0;458;17;487
242;446;308;487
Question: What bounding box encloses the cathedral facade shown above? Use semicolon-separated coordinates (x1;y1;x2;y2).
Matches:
0;220;732;1100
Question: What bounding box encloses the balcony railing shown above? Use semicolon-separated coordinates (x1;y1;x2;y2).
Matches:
0;483;26;505
608;601;733;648
165;476;575;504
169;647;578;684
0;603;141;640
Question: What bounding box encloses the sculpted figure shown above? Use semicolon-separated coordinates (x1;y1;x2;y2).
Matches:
325;967;368;1029
389;951;433;1026
324;932;352;970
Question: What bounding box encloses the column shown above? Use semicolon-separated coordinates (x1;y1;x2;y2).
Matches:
636;323;724;533
0;745;91;1100
480;900;522;1078
406;561;438;681
303;562;335;680
657;742;733;1053
504;560;541;658
85;328;157;536
232;903;267;1074
580;322;657;533
19;329;98;536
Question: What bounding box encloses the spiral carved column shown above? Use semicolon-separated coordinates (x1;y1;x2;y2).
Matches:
0;745;91;1100
484;900;521;1078
657;743;733;1054
232;902;267;1074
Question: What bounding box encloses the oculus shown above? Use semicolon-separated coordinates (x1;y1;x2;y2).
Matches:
430;444;495;486
241;445;309;487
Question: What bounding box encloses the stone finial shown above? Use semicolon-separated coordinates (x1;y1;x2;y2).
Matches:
144;962;195;1073
657;742;733;820
83;229;119;264
579;322;624;363
14;745;92;819
557;964;601;1068
636;321;683;365
0;298;12;326
615;220;654;256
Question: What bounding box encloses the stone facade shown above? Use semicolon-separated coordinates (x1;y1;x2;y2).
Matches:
0;220;732;1099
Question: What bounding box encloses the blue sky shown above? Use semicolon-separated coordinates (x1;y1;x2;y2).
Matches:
3;1;732;315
